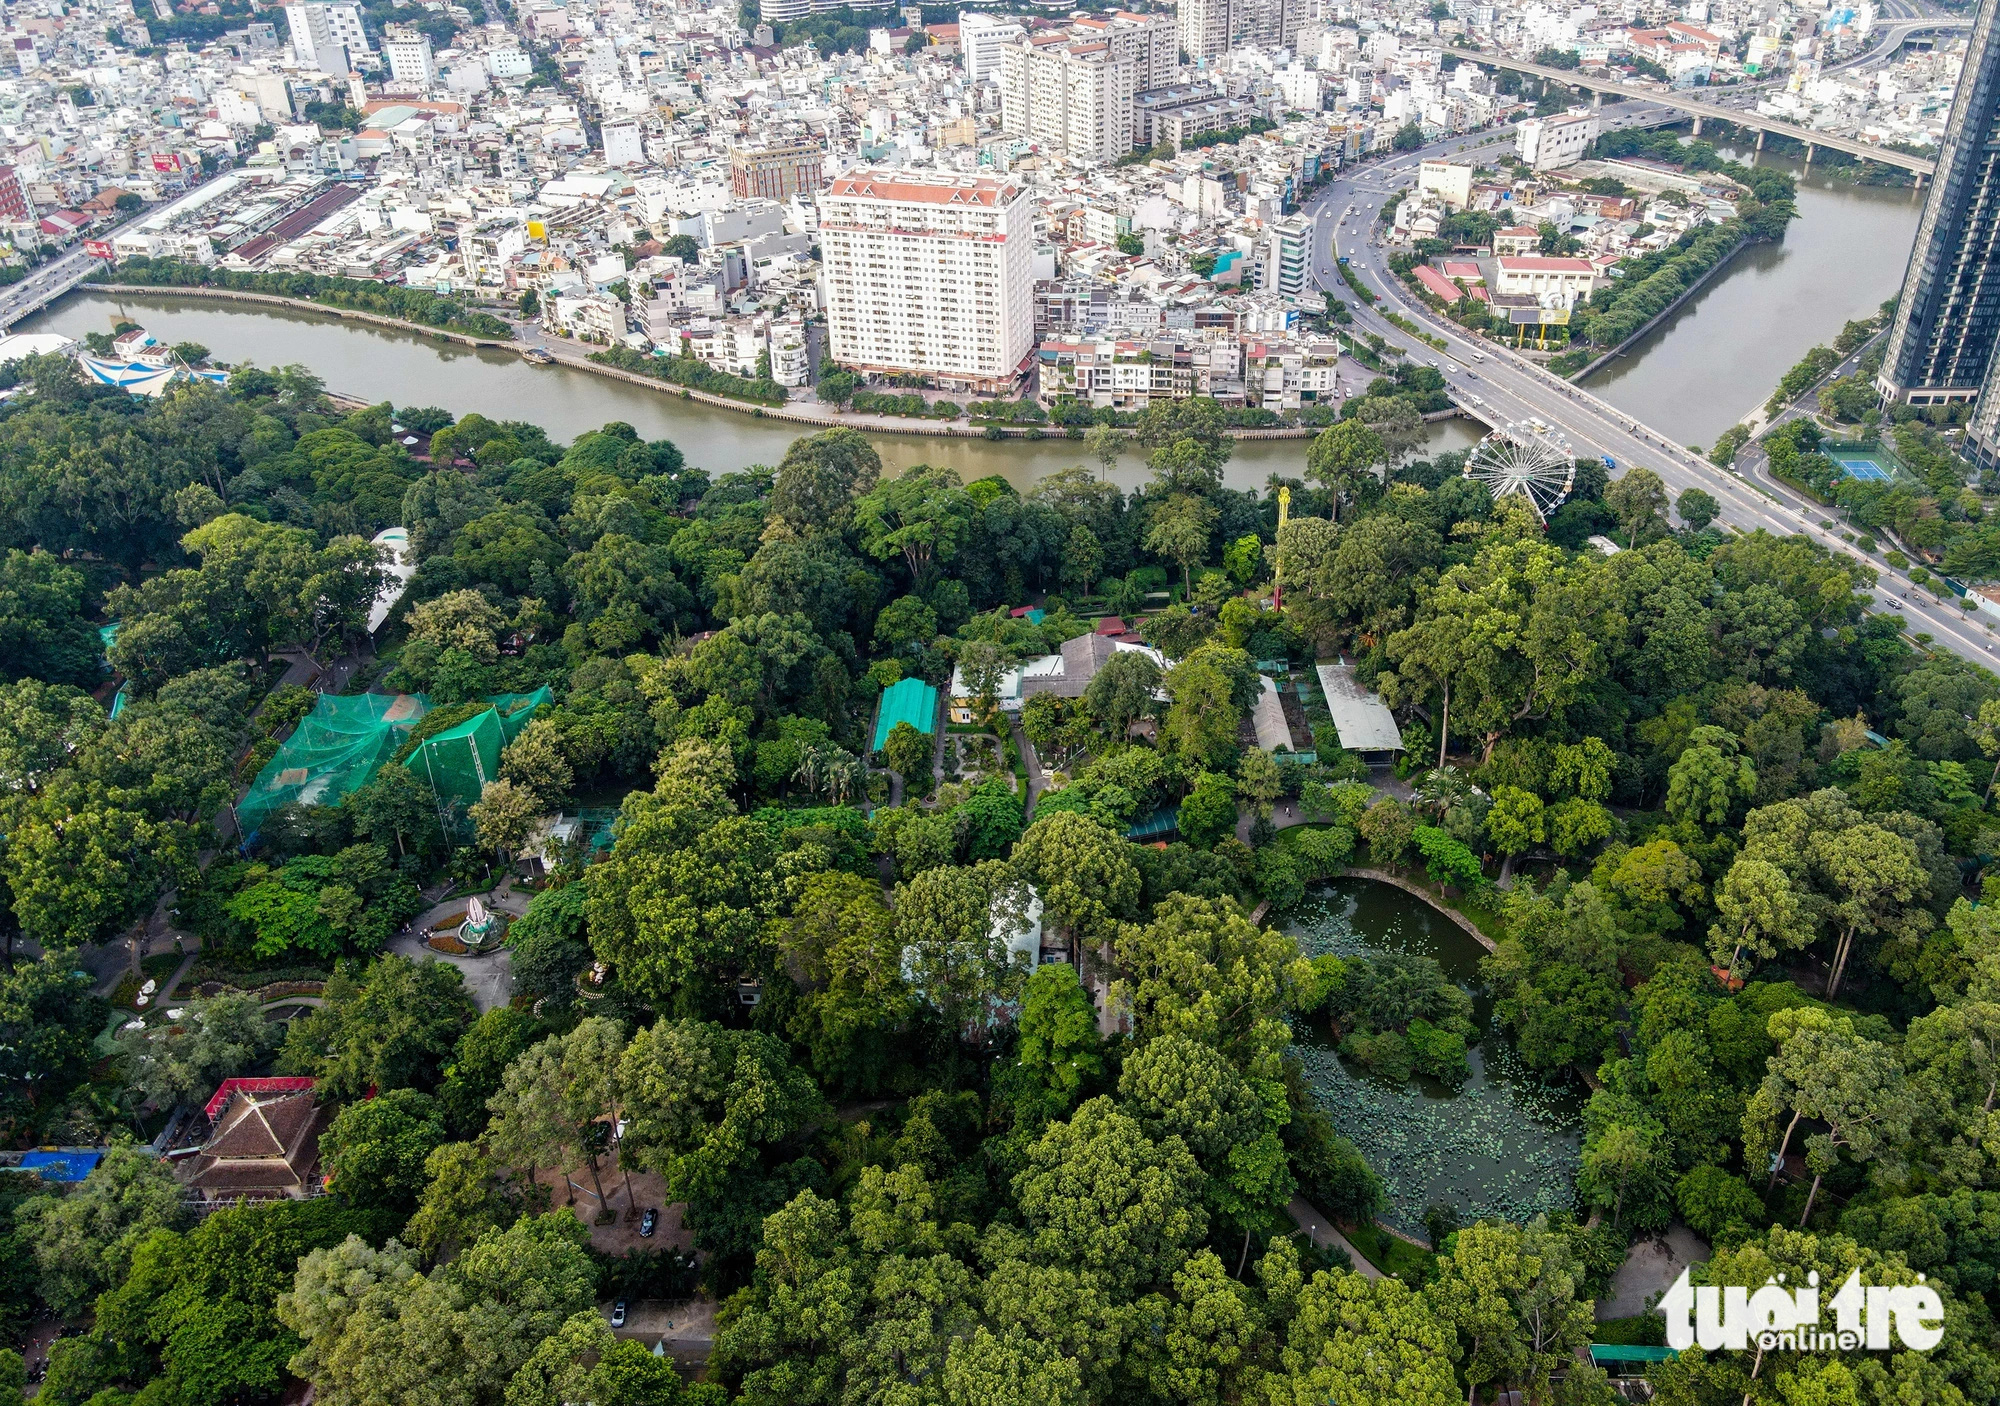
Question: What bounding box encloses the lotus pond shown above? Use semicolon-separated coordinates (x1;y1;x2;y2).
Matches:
1288;878;1585;1238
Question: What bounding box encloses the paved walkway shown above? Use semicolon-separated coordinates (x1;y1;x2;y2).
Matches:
1599;1224;1710;1319
1008;718;1047;819
1286;1197;1381;1279
385;882;529;1012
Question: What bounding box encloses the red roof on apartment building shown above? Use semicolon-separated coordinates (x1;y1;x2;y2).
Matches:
828;170;1020;206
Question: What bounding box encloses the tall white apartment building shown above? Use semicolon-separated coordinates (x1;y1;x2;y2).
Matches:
959;10;1025;84
1178;0;1231;62
1260;217;1310;296
1177;0;1300;62
1000;36;1137;162
384;32;436;86
1235;0;1301;50
1073;11;1176;92
1000;12;1174;159
283;2;368;73
820;170;1033;394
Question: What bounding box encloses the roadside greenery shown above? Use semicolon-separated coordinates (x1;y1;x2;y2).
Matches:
589;344;789;406
99;257;514;339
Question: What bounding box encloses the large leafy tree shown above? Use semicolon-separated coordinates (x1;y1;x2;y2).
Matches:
88;1199;393;1406
117;991;276;1111
1270;1266;1460;1406
1011;812;1140;963
1012;1095;1208;1295
1383;537;1609;767
278;954;476;1102
1426;1218;1596;1404
15;1143;187;1317
617;1018;823;1212
281;1214;597;1406
854;465;975;591
1744;1007;1917;1222
0;551;102;686
895;860;1026;1042
765;428;882;536
1113;892;1315;1083
318;1087;449;1213
1304;418;1385;521
584;739;781;1007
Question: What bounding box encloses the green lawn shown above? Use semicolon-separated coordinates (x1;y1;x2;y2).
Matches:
1343;1220;1437;1283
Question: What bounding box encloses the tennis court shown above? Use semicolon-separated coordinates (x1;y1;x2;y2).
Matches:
1822;440;1909;484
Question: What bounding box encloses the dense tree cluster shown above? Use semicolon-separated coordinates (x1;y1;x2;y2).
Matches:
6;356;2000;1406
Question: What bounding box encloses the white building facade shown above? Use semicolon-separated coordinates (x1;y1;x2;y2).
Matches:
1516;112;1600;170
283;2;368;73
820;170;1033;394
384;33;435;86
959;11;1025;84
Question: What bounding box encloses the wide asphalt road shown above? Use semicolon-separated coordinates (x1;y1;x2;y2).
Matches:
1303;117;2000;671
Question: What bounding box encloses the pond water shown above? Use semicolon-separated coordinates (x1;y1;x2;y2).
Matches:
1287;877;1585;1238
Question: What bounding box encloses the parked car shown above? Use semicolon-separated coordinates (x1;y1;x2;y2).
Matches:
611;1300;627;1329
640;1207;658;1238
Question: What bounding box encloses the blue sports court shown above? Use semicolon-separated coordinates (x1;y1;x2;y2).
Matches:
1836;457;1891;481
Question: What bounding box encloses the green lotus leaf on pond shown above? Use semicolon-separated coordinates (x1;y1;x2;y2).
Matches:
1287;882;1583;1237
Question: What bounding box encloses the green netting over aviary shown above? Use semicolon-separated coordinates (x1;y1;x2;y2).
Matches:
403;708;503;809
490;687;555;744
238;693;430;835
403;689;552;808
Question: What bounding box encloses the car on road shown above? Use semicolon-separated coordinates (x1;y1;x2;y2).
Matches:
611;1301;627;1328
1472;396;1485;406
641;1207;658;1237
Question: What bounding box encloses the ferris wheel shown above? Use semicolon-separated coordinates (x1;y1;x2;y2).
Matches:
1464;423;1577;522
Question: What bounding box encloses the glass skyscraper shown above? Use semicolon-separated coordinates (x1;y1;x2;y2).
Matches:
1878;0;2000;424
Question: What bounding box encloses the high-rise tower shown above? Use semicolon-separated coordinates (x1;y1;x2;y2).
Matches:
1877;0;2000;416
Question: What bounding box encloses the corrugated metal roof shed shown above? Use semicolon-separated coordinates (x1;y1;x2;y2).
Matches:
1314;663;1403;754
873;677;939;752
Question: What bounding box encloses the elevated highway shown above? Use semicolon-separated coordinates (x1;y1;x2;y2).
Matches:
1305;120;2000;672
1441;46;1939;178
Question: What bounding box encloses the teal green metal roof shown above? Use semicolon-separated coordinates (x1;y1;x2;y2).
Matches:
1126;806;1181;840
872;677;938;752
1588;1345;1678;1366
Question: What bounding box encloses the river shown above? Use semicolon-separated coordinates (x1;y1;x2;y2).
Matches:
18;290;1482;492
1582;143;1925;447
